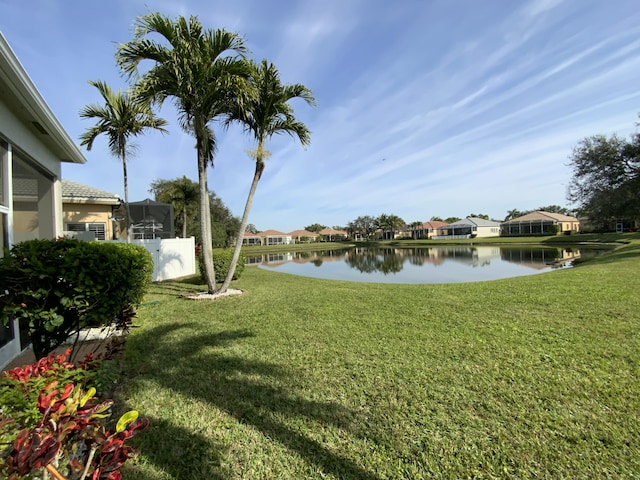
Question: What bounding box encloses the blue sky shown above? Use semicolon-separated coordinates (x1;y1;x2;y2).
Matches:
1;0;639;231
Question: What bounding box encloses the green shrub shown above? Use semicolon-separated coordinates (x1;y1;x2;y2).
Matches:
198;249;246;284
0;239;152;358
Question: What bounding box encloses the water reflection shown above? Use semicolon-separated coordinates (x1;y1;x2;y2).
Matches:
247;246;608;284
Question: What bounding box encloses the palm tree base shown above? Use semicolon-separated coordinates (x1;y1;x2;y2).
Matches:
179;289;244;300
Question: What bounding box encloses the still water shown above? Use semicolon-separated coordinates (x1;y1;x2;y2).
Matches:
246;246;610;284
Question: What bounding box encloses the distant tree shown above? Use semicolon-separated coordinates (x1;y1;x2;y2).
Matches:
409;221;423;228
347;215;377;239
567;131;640;228
376;214;406;239
536;205;575;216
468;213;489;220
444;217;461;224
246;223;259;234
305;223;326;233
149;176;199;238
430;216;444;222
209;192;240;248
332;225;346;231
504;209;523;221
79;80;167;241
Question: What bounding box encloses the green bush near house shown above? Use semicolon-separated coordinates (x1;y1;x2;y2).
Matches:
0;239;152;358
198;249;246;284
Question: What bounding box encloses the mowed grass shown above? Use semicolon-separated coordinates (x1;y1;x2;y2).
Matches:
120;234;640;479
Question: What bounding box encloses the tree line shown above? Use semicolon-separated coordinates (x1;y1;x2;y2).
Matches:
566;118;640;230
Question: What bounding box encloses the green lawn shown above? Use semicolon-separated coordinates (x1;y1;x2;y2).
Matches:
120;234;640;479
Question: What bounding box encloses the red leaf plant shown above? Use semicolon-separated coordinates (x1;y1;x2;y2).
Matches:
1;353;147;480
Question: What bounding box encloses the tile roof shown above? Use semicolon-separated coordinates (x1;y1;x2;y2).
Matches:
319;227;347;235
503;211;579;223
420;221;448;229
288;229;319;237
257;229;289;237
447;217;501;227
62;179;120;202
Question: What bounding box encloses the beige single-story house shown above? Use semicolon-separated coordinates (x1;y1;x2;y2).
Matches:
409;220;448;239
0;33;86;368
258;229;293;245
242;231;263;246
62;179;123;240
289;229;320;243
319;227;348;242
501;211;580;235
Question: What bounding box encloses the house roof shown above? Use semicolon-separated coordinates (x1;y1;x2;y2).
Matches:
0;33;85;165
419;221;447;229
288;229;319;237
447;217;502;228
62;180;121;204
258;229;289;237
319;227;347;235
503;211;579;224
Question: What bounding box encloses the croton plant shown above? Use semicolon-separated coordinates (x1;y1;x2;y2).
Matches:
1;348;147;480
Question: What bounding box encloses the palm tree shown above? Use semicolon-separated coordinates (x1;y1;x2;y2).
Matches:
505;209;522;221
79;80;167;240
218;59;315;293
149;176;199;238
116;13;250;293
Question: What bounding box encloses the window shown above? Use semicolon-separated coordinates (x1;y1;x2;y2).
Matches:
65;222;106;240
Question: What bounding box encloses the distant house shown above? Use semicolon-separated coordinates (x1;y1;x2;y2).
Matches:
501;211;580;236
319;227;348;242
242;231;262;246
258;229;293;245
289;229;320;243
62;180;122;240
437;217;501;238
1;33;86;368
410;220;448;239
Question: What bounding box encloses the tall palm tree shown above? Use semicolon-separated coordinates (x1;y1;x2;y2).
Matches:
79;80;168;240
218;59;315;293
116;13;250;293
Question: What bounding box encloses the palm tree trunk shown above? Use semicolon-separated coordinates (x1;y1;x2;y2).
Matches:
197;136;216;293
182;207;187;238
122;152;131;243
219;155;265;293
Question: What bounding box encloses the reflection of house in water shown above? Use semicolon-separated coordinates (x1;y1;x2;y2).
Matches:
436;246;502;267
249;249;349;267
500;247;579;269
262;252;294;267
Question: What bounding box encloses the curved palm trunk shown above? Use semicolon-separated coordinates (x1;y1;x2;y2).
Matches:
122;152;131;243
196;135;217;293
219;154;265;293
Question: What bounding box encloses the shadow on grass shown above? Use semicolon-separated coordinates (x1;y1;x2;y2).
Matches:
122;323;379;480
126;415;230;480
145;281;203;297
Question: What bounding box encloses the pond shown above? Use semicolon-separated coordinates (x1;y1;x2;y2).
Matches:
246;245;611;284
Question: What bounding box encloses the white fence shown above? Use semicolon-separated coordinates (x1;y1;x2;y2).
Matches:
108;237;196;282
